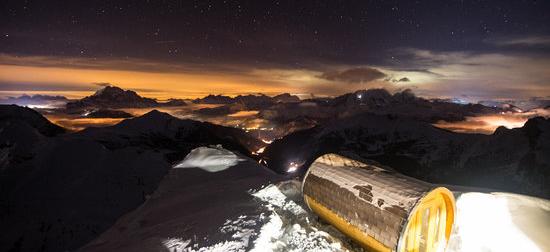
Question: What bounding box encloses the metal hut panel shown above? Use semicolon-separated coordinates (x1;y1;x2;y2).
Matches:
302;153;455;252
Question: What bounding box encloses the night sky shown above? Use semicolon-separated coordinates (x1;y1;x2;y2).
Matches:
1;0;550;99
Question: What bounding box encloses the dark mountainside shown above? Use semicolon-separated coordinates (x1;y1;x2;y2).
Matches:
85;109;134;118
0;105;66;136
261;113;550;198
0;105;260;252
193;93;300;116
65;86;186;111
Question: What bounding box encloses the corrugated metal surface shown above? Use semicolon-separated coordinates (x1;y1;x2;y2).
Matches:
302;153;454;252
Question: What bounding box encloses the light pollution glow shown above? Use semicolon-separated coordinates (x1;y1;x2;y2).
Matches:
0;63;420;100
1;49;549;100
434;109;550;134
0;64;298;100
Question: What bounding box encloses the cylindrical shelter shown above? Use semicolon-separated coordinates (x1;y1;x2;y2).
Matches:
302;154;455;252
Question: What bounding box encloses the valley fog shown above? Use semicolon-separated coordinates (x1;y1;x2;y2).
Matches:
42;104;550;136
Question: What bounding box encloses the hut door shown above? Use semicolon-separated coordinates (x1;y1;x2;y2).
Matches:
402;194;448;252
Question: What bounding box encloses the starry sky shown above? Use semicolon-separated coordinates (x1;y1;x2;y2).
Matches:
1;0;549;99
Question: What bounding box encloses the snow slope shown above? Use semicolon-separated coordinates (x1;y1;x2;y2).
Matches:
82;147;550;252
80;147;364;252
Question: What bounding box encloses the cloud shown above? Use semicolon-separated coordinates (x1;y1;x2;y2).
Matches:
93;82;112;87
319;67;386;83
1;47;549;101
0;81;94;92
487;36;550;47
0;53;256;76
383;76;412;83
392;68;445;77
391;48;550;100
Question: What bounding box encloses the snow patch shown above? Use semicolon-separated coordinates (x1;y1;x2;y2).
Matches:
174;146;245;172
163;180;356;252
249;180;353;252
163;215;257;252
251;181;307;216
249;213;284;251
162;237;191;251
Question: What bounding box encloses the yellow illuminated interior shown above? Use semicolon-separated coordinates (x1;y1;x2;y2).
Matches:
399;187;455;252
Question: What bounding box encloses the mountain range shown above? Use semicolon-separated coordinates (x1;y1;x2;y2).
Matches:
193;93;300;116
260;89;511;124
0;94;69;108
193;93;300;105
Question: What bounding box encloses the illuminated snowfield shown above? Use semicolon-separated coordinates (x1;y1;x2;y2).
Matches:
163;182;550;252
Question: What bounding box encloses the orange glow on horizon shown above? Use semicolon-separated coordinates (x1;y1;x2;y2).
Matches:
0;64;300;99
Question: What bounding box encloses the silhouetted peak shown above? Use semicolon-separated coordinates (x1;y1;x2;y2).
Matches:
523;116;549;131
66;85;159;110
0;104;66;136
139;109;174;121
493;125;509;135
109;109;179;132
92;85;139;98
193;94;234;104
164;98;187;106
273;93;300;103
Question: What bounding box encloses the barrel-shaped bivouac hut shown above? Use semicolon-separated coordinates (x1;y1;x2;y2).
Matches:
302;154;455;252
